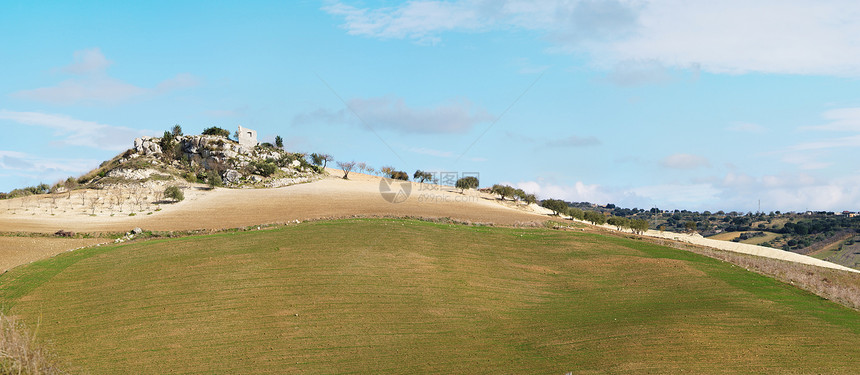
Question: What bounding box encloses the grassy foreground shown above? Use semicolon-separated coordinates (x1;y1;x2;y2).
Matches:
1;219;858;373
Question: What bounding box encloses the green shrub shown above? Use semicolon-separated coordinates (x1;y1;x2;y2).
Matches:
183;172;198;183
202;127;231;137
206;171;223;187
253;161;278;177
164;186;184;202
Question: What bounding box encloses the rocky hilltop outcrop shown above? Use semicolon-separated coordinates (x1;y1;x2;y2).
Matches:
84;132;322;189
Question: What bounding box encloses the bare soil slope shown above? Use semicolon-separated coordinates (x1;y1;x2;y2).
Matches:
0;237;107;273
0;171;547;234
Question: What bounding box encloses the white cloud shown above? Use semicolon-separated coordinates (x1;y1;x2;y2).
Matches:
512;179;615;204
323;1;488;44
512;171;860;212
781;153;832;170
772;107;860;170
715;172;860;212
660;153;710;169
0;150;97;173
13;48;199;105
155;73;200;93
293;96;493;134
628;183;721;207
326;0;860;76
802;107;860;132
0;110;151;151
604;1;860;75
14;77;148;105
603;59;673;86
0;150;101;191
61;47;112;75
791;134;860;151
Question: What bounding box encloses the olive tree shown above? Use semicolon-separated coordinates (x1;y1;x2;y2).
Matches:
583;211;606;225
490;184;516;200
630;219;649;234
540;199;569;216
607;216;629;230
455;176;479;193
164;186;184;202
413;170;434;183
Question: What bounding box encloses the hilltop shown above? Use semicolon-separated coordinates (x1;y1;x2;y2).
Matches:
0;130;857;373
1;126;323;205
84;126;322;190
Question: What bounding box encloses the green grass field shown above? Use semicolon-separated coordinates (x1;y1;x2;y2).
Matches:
1;219;859;373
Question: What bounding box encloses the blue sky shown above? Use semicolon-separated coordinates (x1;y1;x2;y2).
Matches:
2;0;859;212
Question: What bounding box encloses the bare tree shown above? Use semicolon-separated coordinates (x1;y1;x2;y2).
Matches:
132;187;145;212
80;190;87;206
336;161;356;179
109;189;123;214
109;189;119;213
65;177;78;199
153;188;164;209
89;196;100;215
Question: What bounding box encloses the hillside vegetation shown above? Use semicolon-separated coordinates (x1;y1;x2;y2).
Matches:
1;219;858;373
0;127;325;202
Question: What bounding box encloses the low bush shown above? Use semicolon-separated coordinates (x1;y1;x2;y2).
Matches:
206;170;223;187
253;161;278;177
202;126;231;138
164;186;184;202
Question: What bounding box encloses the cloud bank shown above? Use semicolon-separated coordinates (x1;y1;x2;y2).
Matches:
325;0;860;76
293;96;493;134
13;48;199;105
0;110;151;151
